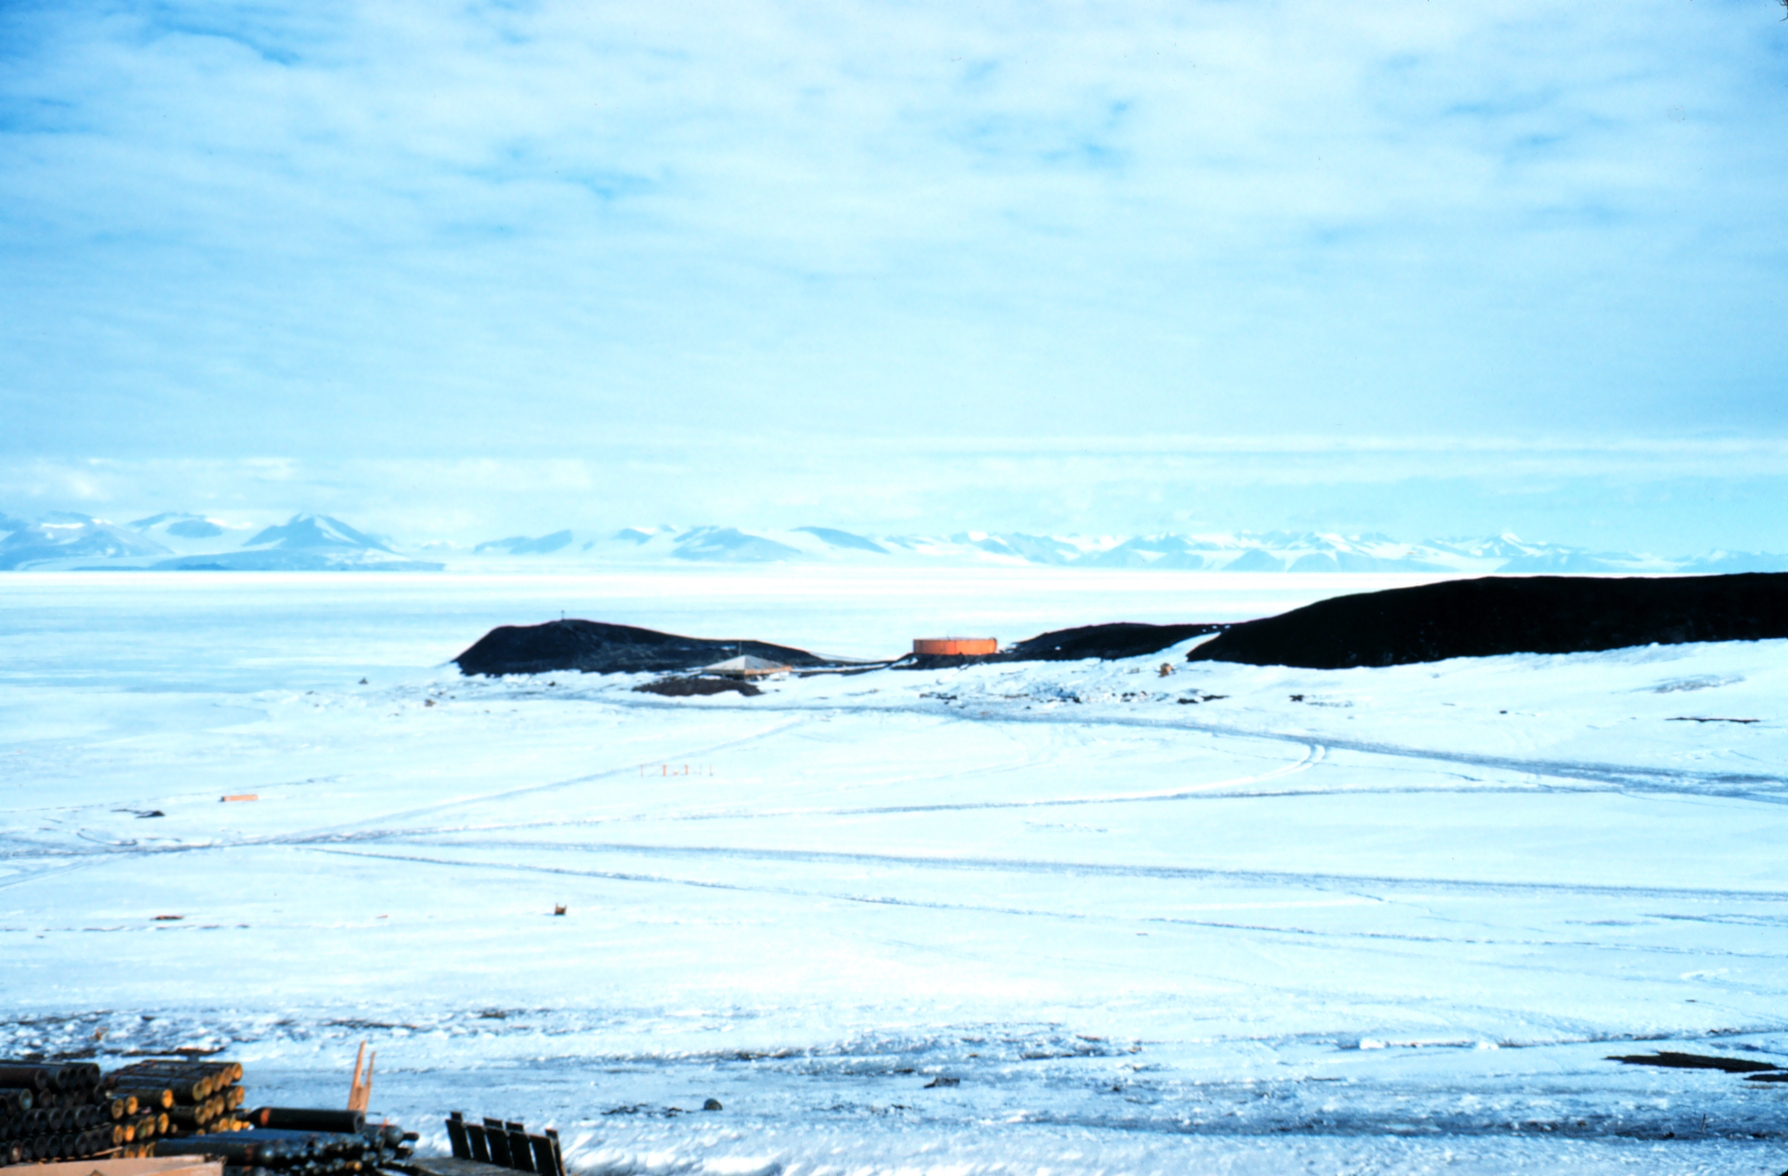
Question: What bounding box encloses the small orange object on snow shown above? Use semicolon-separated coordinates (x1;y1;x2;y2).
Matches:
221;794;259;803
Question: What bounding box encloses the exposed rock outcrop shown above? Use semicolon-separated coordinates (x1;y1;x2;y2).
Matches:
1186;573;1788;669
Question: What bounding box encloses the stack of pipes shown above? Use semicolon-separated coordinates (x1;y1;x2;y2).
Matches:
5;1055;416;1174
104;1059;251;1148
0;1060;134;1165
157;1109;415;1176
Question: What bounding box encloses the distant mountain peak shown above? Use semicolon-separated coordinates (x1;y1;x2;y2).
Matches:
795;526;887;554
4;510;1780;578
476;530;574;556
0;516;169;570
671;526;802;563
245;513;392;552
131;511;229;539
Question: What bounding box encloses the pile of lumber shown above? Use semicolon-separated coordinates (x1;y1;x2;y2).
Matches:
104;1060;250;1151
0;1061;134;1165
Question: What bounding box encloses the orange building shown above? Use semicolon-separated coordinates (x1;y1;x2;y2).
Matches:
912;637;998;656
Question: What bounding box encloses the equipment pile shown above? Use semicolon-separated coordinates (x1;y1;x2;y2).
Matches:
0;1062;127;1165
158;1109;414;1176
107;1058;252;1150
1;1057;416;1175
444;1113;564;1176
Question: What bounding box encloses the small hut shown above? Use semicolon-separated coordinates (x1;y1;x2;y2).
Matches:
702;654;792;680
912;637;998;656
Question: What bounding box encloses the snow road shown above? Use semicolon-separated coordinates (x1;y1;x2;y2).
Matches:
3;571;1788;1174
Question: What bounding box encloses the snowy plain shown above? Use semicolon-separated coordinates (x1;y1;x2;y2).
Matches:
3;569;1787;1175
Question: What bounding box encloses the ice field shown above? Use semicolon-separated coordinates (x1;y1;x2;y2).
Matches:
4;570;1788;1175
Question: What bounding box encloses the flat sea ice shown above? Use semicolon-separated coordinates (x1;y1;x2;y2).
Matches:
3;571;1786;1174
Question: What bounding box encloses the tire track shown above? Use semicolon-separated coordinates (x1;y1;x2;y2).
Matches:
301;847;1788;983
1001;709;1788;798
310;840;1788;905
747;697;1788;802
636;686;1787;799
238;712;821;843
283;735;1323;838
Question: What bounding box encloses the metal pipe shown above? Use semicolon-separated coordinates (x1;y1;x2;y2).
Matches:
250;1108;365;1135
154;1135;294;1165
110;1086;174;1111
0;1068;50;1093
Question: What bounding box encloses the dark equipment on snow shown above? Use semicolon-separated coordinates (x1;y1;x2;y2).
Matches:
445;1111;565;1176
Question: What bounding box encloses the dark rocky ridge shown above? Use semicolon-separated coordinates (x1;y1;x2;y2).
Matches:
1607;1051;1779;1074
1186;572;1788;669
901;622;1226;669
1008;621;1226;660
455;619;829;676
634;677;764;697
457;619;1227;677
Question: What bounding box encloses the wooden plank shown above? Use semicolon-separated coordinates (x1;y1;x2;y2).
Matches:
395;1157;516;1176
445;1112;472;1160
1;1160;223;1176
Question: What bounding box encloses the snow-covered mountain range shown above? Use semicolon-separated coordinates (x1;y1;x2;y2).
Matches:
0;512;441;571
2;510;1784;574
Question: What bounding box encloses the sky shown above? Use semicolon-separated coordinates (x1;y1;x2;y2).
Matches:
1;0;1785;549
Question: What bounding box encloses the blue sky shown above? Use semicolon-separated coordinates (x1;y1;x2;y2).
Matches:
2;0;1785;547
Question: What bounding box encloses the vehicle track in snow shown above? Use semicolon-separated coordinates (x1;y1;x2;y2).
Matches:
746;696;1788;802
271;735;1328;840
1;711;1323;858
283;712;820;839
5;705;1783;876
267;844;1788;1023
300;840;1788;906
0;712;828;864
991;707;1788;799
607;686;1788;802
13;682;1777;866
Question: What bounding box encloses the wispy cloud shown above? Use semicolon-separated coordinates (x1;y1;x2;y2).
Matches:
2;0;1784;528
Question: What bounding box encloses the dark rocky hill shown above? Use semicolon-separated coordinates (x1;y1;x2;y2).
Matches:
902;622;1225;668
1185;573;1788;669
1006;622;1225;661
455;619;828;676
